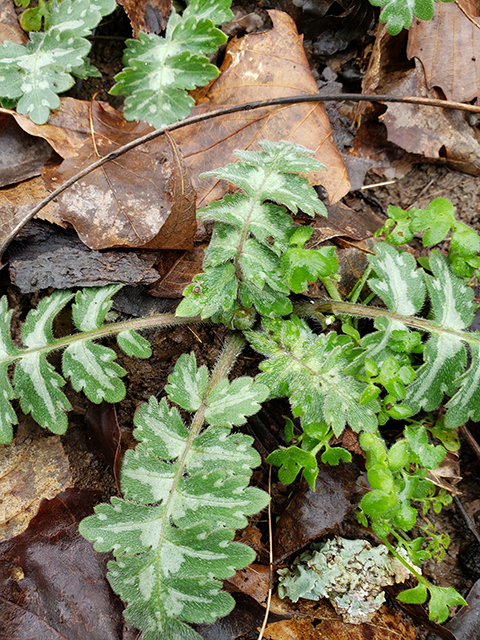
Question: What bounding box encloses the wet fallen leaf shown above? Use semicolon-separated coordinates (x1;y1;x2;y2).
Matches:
149;244;207;298
274;462;358;563
0;113;53;188
8;220;161;292
0;488;139;640
117;0;171;37
227;564;270;605
43;101;196;250
0;176;61;248
407;0;480;103
310;200;384;244
0;0;27;44
265;599;416;640
173;10;350;208
358;24;480;176
0;421;71;540
380;58;480;175
4;98;96;160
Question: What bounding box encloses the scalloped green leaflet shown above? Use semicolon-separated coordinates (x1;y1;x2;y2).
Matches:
368;0;435;35
178;141;327;322
111;0;232;128
246;315;380;436
405;251;475;414
80;352;269;639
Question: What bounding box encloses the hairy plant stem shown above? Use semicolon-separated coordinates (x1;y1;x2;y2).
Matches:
0;312;205;366
294;300;480;347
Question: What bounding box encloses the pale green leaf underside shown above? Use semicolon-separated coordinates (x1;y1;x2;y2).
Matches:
80;352;269;638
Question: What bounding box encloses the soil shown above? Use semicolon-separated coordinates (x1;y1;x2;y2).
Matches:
6;1;480;638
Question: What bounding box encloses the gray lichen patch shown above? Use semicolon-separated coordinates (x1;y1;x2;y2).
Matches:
277;537;415;624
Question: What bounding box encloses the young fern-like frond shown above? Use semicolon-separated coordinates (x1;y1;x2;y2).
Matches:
177;140;332;325
110;0;233;127
0;0;116;123
79;341;270;640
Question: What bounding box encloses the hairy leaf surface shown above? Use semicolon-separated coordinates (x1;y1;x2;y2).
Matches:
177;141;327;323
111;0;232;128
80;352;269;639
246;315;379;436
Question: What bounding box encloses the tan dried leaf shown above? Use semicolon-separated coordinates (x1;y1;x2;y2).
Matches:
173;10;350;208
0;421;71;540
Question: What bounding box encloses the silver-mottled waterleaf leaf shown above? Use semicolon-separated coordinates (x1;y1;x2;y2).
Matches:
63;341;126;404
203;140;327;217
80;351;269;638
111;0;231;128
0;297;21;443
117;330;152;358
165;352;209;412
72;285;122;332
405;251;476;414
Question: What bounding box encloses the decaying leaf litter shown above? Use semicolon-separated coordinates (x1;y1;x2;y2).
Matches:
2;0;480;639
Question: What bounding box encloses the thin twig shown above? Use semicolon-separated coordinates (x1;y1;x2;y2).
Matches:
455;1;480;28
3;91;480;258
257;465;273;640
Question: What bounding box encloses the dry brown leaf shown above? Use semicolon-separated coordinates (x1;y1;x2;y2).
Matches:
117;0;171;37
267;597;416;640
173;10;350;208
149;243;207;297
0;176;63;258
227;564;270;605
357;24;480;176
2;98;96;159
380;58;480;174
407;0;480;103
0;0;27;44
0;421;71;540
42;101;196;250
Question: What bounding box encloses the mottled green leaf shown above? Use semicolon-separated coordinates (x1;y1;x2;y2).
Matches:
72;285;122;332
111;0;231;128
246;315;379;436
117;330;152;359
63;341;126;404
80;351;269;638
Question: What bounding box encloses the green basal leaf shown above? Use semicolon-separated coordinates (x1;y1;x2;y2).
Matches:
405;251;475;415
411;198;456;246
165;352;209;412
111;0;232;128
62;341;127;404
14;352;71;434
0;0;116;124
72;285;122;331
178;140;327;321
80;351;269;639
397;583;427;604
117;330;152;359
246;315;380;437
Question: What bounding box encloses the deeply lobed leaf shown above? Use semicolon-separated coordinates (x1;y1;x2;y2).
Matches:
0;0;116;123
80;352;269;639
177;140;328;323
111;0;232;127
